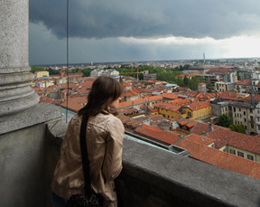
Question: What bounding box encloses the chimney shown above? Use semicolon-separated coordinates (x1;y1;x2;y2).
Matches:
174;134;184;146
208;122;213;131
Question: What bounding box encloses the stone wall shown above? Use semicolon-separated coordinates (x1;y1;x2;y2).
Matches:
0;103;67;207
116;136;260;207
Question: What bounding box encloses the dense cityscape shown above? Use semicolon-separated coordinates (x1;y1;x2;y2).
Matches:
31;57;260;180
2;1;260;206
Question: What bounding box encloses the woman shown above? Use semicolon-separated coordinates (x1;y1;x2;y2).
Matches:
51;76;125;207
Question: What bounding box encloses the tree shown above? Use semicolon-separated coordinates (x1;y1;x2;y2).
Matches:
176;76;184;87
215;114;232;127
183;75;189;86
30;66;46;73
229;124;246;134
206;83;214;91
46;68;60;75
82;69;92;77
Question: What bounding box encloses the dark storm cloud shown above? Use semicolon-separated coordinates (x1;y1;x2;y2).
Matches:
29;0;260;40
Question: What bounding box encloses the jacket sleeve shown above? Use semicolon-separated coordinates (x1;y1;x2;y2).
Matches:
102;117;124;181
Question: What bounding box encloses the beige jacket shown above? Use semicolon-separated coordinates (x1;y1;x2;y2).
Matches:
51;112;124;205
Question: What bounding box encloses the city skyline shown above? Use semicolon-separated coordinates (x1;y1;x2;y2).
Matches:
29;0;260;65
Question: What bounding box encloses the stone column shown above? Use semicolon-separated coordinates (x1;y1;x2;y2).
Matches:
0;0;39;117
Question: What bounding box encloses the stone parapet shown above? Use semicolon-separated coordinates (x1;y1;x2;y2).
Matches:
116;136;260;207
0;103;62;135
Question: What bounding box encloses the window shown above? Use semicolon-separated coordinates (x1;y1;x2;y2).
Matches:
247;155;254;161
230;149;236;155
238;151;244;157
234;108;236;112
251;124;254;128
245;126;247;130
244;111;246;115
250;109;253;113
244;118;246;122
250;116;253;121
239;108;241;111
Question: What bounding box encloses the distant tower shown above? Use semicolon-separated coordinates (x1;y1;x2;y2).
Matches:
203;53;205;63
60;69;65;78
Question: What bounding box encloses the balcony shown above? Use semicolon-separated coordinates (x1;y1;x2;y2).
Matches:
1;1;259;206
1;106;260;207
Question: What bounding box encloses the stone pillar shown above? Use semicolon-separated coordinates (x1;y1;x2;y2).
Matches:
0;0;39;117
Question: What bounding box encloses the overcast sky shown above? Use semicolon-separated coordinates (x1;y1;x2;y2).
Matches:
29;0;260;65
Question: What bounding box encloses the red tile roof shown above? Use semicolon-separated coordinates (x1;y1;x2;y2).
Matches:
207;128;260;154
56;97;88;112
217;91;238;99
190;122;230;136
125;119;143;129
177;72;201;78
177;139;260;179
58;82;76;89
185;101;211;111
124;88;139;97
181;134;215;146
235;79;251;86
154;102;182;112
135;124;180;145
188;91;217;100
161;93;179;100
78;80;94;89
169;98;191;106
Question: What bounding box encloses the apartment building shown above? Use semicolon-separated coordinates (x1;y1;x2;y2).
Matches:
255;102;260;134
210;100;230;117
215;82;235;92
195;74;223;85
35;71;49;78
229;101;256;135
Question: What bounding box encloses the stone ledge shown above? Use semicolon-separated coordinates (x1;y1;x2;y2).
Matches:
0;103;62;135
118;136;260;207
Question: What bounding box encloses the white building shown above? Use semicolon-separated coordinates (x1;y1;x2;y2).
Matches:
90;69;119;78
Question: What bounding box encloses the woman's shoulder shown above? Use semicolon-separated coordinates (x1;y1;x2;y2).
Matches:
70;114;81;123
94;113;123;129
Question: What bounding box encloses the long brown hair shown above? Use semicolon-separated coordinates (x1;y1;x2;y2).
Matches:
78;76;123;117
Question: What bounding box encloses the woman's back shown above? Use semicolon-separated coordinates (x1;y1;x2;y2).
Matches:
51;112;124;204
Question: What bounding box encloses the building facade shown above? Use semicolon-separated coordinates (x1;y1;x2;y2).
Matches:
215;82;235;92
90;69;119;78
229;102;256;135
